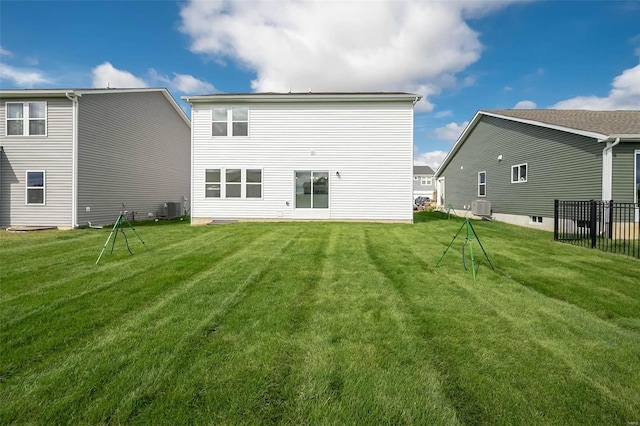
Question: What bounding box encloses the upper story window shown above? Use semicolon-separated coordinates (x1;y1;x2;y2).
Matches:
511;163;527;183
421;176;433;186
212;106;249;137
478;171;486;197
6;102;47;136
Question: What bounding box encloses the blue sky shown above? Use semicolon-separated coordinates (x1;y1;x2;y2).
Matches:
1;0;639;169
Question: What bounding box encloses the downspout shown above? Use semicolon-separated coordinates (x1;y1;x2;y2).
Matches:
66;92;79;228
601;137;620;201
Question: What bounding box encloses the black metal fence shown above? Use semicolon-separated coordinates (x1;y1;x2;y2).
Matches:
554;200;640;259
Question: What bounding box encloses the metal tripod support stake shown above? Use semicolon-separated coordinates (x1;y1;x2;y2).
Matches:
96;209;148;264
436;219;495;280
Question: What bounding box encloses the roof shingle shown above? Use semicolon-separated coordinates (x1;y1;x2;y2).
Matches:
484;109;640;136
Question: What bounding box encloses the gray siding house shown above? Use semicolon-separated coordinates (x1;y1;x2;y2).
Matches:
0;88;190;228
413;165;435;200
434;110;640;230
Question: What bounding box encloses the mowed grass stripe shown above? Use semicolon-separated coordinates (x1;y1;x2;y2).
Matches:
369;224;640;423
0;231;109;294
0;225;303;424
147;224;332;425
281;224;460;424
0;223;237;297
0;225;262;390
0;226;243;313
78;224;317;424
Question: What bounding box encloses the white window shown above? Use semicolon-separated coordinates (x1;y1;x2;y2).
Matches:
205;168;262;198
421;176;432;186
226;169;242;198
511;163;527;183
211;108;228;137
246;169;262;198
6;102;46;136
205;169;221;198
530;216;543;224
478;171;486;197
26;170;45;204
212;107;249;137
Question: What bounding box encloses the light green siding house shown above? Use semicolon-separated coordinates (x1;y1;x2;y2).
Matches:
434;110;640;231
0;88;190;228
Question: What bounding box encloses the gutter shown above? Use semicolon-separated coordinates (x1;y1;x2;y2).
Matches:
65;92;80;228
601;136;620;201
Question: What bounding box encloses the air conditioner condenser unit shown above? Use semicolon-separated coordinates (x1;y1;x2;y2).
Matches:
472;200;491;217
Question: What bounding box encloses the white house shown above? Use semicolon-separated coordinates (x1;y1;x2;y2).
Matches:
183;92;421;224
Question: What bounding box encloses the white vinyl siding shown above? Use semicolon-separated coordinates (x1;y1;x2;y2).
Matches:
192;100;414;221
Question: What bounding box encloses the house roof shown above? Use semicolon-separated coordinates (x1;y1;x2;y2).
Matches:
435;109;640;177
414;166;434;175
0;88;190;126
182;92;422;104
484;109;640;137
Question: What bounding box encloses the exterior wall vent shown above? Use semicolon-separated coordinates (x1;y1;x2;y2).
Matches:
472;200;491;217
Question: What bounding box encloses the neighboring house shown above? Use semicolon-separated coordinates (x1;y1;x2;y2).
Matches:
413;165;435;200
434;109;640;230
183;92;421;223
0;88;191;228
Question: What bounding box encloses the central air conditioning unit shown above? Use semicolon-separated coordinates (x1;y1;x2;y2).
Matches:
472;200;491;217
164;202;182;219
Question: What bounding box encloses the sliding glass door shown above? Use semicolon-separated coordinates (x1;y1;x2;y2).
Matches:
295;171;329;209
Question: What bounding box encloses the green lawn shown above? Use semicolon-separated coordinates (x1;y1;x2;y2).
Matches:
1;213;639;425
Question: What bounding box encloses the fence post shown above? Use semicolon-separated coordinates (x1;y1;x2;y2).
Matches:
554;199;559;241
608;200;614;239
589;200;597;249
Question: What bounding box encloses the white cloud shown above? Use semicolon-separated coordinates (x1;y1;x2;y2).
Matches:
551;64;640;110
434;121;469;141
179;1;519;105
171;73;216;94
514;100;537;109
435;110;453;118
414;150;448;171
0;46;12;56
92;62;147;88
0;63;51;87
149;69;216;94
92;62;215;94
